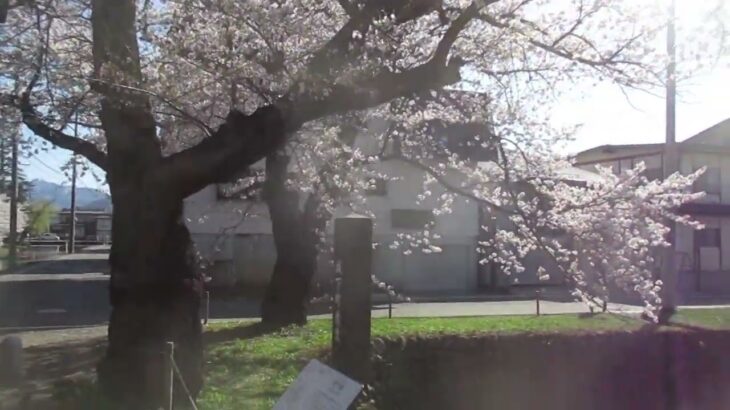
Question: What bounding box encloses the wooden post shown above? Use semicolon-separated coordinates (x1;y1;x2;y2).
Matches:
332;214;373;384
388;296;393;319
203;291;210;325
535;290;541;316
163;341;175;410
331;274;341;351
68;155;77;254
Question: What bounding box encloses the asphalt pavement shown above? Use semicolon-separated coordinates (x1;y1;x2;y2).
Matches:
2;251;729;348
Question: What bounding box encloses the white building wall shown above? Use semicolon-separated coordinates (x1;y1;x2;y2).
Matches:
721;219;730;271
184;185;272;236
184;158;481;294
720;155;730;204
361;160;479;293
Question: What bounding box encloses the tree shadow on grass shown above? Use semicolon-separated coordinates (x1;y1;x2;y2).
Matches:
634;319;718;334
664;321;714;332
0;337;107;410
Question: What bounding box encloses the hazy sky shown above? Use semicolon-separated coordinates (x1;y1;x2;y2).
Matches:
554;66;730;154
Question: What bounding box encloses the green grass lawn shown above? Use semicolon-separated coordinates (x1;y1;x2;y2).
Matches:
673;307;730;329
198;314;640;410
44;309;730;409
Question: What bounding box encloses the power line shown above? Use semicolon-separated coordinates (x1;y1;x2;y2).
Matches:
29;155;64;177
41;150;73;171
24;157;60;181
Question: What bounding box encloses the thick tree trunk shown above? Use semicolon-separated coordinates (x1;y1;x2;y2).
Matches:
261;152;323;325
87;2;204;406
97;167;203;409
97;179;203;409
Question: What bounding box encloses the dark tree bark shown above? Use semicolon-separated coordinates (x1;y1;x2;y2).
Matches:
89;1;204;407
261;151;326;325
97;184;204;407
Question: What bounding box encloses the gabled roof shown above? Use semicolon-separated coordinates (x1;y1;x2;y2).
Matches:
682;118;730;146
573;117;730;161
575;143;663;158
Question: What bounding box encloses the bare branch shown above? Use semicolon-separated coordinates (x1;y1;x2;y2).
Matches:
1;93;109;170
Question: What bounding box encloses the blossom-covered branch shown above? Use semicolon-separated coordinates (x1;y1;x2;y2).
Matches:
157;4;477;199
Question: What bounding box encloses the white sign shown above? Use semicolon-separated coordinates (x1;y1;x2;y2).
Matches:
273;359;362;410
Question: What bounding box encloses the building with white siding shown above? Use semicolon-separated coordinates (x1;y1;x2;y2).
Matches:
184;119;487;294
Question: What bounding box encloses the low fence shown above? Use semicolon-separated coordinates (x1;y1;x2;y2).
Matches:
371;329;730;410
19;244;64;260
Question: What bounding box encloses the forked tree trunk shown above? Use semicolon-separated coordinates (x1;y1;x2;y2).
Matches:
261;152;324;325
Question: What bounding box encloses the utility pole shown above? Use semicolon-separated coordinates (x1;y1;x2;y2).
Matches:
0;136;6;192
68;155;77;254
68;116;78;254
660;0;679;322
8;130;18;268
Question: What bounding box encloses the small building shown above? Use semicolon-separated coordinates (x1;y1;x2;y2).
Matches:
51;209;112;243
574;118;730;299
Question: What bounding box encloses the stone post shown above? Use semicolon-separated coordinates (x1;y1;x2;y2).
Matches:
332;214;373;384
0;336;23;386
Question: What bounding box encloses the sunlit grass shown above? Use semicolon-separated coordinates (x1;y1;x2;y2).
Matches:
673;308;730;329
198;314;639;409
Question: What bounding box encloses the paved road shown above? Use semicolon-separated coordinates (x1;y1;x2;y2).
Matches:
3;252;729;348
0;253;111;328
0;252;617;329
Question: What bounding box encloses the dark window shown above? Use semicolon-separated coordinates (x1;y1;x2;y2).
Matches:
431;122;497;162
643;168;663;181
563;180;587;188
391;209;433;230
695;228;721;248
365;178;388;196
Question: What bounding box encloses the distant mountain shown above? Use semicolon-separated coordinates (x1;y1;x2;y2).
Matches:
28;179;112;210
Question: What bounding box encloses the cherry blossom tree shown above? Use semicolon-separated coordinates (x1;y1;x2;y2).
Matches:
0;0;725;407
